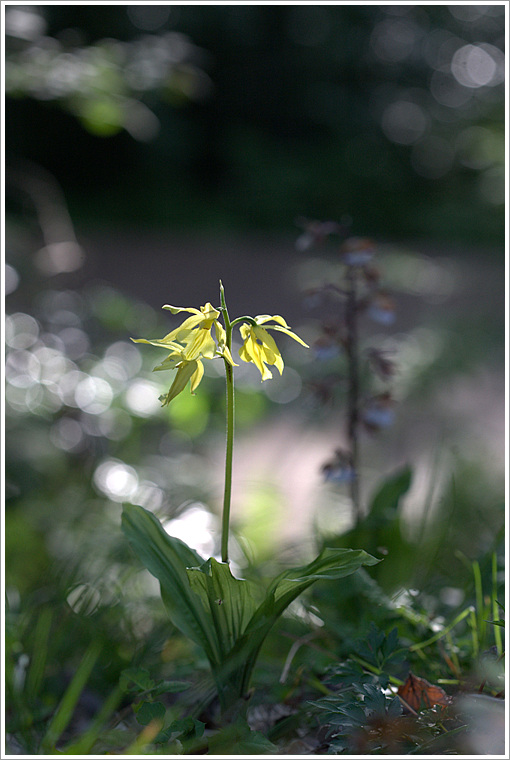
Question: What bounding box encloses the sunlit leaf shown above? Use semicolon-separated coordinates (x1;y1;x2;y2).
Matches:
122;503;379;710
186;558;260;655
121;504;221;664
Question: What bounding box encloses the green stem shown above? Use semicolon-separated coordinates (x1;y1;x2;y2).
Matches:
492;552;503;655
409;605;474;652
219;282;234;563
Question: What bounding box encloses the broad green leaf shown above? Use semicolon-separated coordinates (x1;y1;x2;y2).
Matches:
224;547;380;698
120;667;155;693
166;717;205;739
122;505;379;711
208;718;277;755
186;558;260;655
268;547;381;610
135;700;166;726
121;504;220;664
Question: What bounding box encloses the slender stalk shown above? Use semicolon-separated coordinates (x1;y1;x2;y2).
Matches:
222;360;234;563
219;282;234;563
345;266;361;524
492;552;503;655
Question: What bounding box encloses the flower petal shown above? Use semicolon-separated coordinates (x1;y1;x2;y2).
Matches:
152;353;182;372
131;337;184;351
265;324;309;347
160;360;199;406
239;331;272;379
199;302;221;322
254;314;291;329
220;344;238;366
190;359;204;394
164;314;205;342
238;325;283;380
253;326;280;362
182;328;217;360
162;305;201;316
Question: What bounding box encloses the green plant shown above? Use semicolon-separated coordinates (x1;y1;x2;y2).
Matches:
310;624;467;754
122;282;379;718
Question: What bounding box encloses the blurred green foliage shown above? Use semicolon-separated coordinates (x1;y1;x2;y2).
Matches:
5;4;505;244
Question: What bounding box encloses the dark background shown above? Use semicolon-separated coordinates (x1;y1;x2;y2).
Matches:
6;3;505;245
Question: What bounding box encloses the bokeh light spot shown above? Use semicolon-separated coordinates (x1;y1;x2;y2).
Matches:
430;68;473;107
75;376;114;414
5;265;20;295
263;367;302;404
127;5;172;32
164;505;216;559
50;417;85;452
94;459;139;501
6;313;40;349
381;101;427;145
371;19;418;63
125;379;162;417
451;44;499;88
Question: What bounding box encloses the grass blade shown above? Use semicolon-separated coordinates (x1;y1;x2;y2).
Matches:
26;607;52;700
59;682;123;754
40;640;101;753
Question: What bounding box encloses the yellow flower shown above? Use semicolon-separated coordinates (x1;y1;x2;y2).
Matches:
131;302;236;405
161;302;220;361
238;315;308;381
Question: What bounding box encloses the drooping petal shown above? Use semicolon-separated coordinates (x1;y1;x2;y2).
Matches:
131;337;184;351
238;324;283;380
240;339;273;380
214;320;227;345
221;344;238;366
162;305;202;316
239;327;271;379
152;353;183;372
189;359;205;394
164;314;205;343
161;303;221;347
254;314;291;329
264;324;309;347
253;326;284;375
164;302;219;322
182;327;217;360
199;302;221;324
160;360;199;406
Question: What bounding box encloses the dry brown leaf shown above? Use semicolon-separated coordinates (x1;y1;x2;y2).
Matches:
397;672;450;712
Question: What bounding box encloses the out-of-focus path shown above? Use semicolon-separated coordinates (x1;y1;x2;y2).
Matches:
79;230;506;551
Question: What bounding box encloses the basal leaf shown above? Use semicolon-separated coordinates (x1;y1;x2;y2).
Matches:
269;548;381;608
121;504;220;664
224;547;380;699
187;558;259;656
